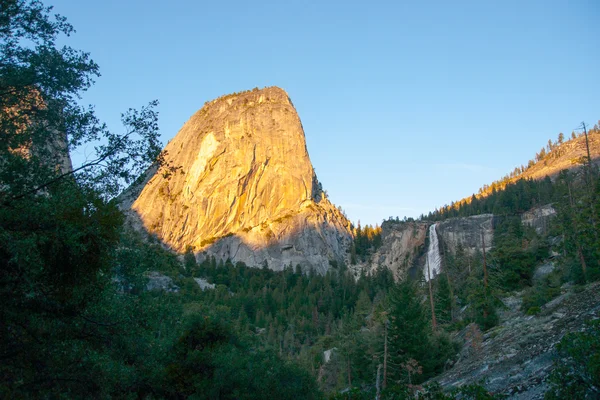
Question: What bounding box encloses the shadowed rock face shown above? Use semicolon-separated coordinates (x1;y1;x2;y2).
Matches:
521;204;556;235
436;214;494;255
358;221;429;279
120;87;352;273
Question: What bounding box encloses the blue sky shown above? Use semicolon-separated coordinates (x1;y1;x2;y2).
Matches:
52;0;599;226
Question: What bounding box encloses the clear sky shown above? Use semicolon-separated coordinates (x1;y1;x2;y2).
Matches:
51;0;600;226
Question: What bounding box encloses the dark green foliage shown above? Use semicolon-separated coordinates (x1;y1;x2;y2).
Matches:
552;170;600;284
163;312;320;399
1;183;122;396
352;223;383;263
388;280;457;383
185;261;454;394
1;202;325;398
0;204;184;398
489;216;548;291
444;244;500;332
190;257;394;356
460;276;499;331
521;274;561;314
449;382;506;399
435;273;453;324
545;319;600;399
389;280;430;367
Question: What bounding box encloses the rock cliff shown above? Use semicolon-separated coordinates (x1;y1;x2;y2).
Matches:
358;214;498;279
359;220;428;278
436;214;494;255
521;204;556;235
359;214;495;279
120;87;352;273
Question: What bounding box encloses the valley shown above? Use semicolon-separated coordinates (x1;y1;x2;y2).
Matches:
1;3;599;398
112;87;600;399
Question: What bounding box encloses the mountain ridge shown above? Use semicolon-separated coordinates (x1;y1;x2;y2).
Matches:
429;126;600;219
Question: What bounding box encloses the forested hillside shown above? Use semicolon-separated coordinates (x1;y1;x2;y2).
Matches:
426;125;600;221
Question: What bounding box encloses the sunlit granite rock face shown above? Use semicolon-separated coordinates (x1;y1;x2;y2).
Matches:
120;87;352;273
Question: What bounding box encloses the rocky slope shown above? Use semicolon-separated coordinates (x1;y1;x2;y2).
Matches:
518;132;600;181
435;281;600;399
120;87;352;273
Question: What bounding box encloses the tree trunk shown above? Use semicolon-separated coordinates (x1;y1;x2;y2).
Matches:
481;229;490;320
481;229;488;289
347;357;352;387
383;321;388;389
427;259;437;331
468;257;471;274
376;364;382;400
441;240;456;321
568;181;588;281
582;122;598;239
446;272;456;322
583;122;594;177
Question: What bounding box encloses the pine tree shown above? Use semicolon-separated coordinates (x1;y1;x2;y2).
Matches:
436;273;453;324
388;280;429;381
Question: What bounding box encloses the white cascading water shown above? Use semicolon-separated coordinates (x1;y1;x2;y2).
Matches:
424;223;441;281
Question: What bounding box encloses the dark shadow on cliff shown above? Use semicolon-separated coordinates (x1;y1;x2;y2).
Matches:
122;203;352;275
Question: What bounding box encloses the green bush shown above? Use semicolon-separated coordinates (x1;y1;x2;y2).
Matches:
545;319;600;399
521;273;561;313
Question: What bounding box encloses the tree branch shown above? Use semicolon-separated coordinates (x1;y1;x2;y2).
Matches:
4;127;141;204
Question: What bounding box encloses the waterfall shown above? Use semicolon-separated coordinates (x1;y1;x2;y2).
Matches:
424;223;441;281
